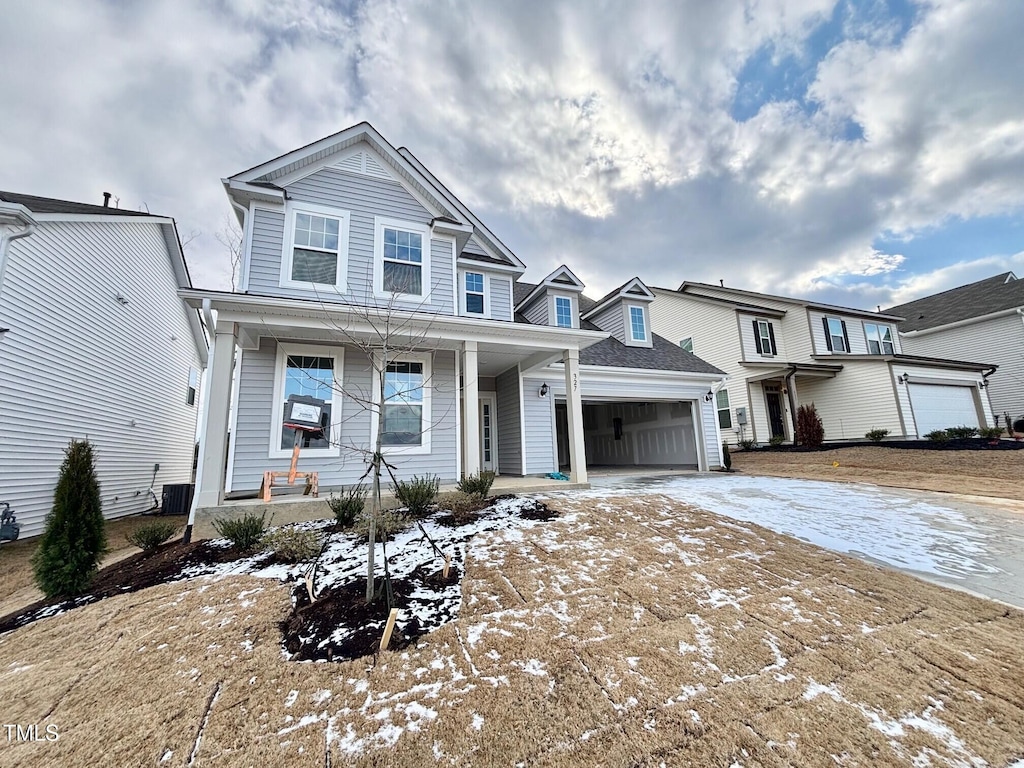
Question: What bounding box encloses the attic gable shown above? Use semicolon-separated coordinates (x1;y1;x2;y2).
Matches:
514;264;586;312
581;276;654;321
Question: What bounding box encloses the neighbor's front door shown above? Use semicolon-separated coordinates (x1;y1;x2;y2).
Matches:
479;394;497;473
765;384;786;439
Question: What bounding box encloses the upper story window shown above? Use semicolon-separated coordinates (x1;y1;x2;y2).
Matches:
753;319;777;356
554;296;573;328
823;317;850;353
465;272;485;315
679;337;694;353
864;322;895;355
282;205;350;289
629;305;647;341
374;217;431;300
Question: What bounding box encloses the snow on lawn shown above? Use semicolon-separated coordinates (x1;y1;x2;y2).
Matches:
566;474;1004;580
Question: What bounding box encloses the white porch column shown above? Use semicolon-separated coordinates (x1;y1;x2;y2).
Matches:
563;348;588;483
462;341;480;476
187;323;237;537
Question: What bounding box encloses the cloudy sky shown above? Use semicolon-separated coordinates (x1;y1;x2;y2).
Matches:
2;0;1023;309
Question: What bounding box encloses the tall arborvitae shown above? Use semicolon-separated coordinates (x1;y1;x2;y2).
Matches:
32;439;107;597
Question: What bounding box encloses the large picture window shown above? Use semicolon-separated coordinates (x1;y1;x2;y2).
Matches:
382;361;425;446
281;355;333;450
864;322;895;355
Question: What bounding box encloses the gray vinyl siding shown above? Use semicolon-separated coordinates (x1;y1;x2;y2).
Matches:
490;277;512;321
522;376;557;474
523;296;548;326
496;367;522;475
246;166;455;314
590;302;626;344
229;339;458;491
0;220;203;537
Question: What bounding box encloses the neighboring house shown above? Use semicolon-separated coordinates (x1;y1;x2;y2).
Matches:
0;192;208;538
650;282;996;446
181;122;726;523
885;272;1024;425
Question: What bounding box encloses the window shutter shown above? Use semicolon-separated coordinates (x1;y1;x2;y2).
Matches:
752;320;763;354
822;317;833;351
767;323;777;355
840;320;850;353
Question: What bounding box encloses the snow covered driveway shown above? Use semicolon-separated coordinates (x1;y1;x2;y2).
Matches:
568;473;1024;609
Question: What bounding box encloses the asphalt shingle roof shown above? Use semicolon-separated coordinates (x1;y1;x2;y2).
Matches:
0;191;159;217
884;272;1024;332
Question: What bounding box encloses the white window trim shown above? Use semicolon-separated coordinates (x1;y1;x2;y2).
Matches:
864;322;895;355
373;216;432;303
550;293;576;328
279;201;350;292
460;269;490;318
716;388;732;430
270;343;344;459
826;316;849;353
756;319;776;356
369;351;433;455
624;303;650;345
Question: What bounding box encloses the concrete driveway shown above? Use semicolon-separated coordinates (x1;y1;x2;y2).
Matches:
562;472;1024;610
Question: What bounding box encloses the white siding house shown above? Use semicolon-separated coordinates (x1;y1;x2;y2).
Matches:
0;192;208;538
650;282;995;446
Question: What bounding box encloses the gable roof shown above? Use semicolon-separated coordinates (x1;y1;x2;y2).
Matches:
650;285;788;317
226;122;523;271
884;272;1024;332
514;265;586;311
581;277;655;320
0;191;157;217
679;281;904;322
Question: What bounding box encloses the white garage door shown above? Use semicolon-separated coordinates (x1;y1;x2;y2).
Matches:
909;383;979;435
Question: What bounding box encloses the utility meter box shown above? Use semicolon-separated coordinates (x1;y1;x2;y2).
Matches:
735;407;748;425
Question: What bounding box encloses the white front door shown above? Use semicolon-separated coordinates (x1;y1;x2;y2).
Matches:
479;394;497;473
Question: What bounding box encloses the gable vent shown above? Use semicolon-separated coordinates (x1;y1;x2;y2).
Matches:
364;153;390;179
335;152;363;174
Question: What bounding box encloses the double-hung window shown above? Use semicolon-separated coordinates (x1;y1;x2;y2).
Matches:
629;306;647;342
753;319;777;356
284;206;348;288
716;389;732;429
381;358;431;449
374;217;431;300
278;352;336;451
465;272;485;315
554;296;573;328
823;317;850;353
864;322;895;355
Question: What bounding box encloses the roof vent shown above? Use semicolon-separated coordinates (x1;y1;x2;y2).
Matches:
102;192;111;208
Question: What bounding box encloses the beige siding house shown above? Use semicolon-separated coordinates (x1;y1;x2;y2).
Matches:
651;282;996;446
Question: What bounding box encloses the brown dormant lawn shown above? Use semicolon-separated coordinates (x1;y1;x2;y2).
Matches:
2;495;1023;766
732;445;1023;500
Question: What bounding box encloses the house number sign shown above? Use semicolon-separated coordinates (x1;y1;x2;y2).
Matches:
573;373;578;391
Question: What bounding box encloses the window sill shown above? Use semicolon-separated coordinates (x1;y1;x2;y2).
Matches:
281;278;347;293
381;444;432;456
269;447;341;460
374;291;432;304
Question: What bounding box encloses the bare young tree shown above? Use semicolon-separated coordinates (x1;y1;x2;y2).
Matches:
215;219;244;291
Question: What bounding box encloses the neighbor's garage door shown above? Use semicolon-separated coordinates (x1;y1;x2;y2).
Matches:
909;383;978;435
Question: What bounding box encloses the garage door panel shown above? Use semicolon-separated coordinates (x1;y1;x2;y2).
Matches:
583;401;697;467
909;383;979;435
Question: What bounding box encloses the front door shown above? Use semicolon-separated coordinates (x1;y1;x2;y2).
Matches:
765;384;785;439
479;394;497;472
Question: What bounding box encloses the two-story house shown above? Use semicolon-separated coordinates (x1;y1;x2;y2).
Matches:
650;281;996;446
0;192;208;537
180;123;726;533
885;272;1024;427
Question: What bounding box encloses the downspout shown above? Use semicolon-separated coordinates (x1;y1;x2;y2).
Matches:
0;209;37;340
785;366;799;446
184;298;216;543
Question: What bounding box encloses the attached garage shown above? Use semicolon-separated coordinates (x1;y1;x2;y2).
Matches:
557;401;699;469
909;382;980;435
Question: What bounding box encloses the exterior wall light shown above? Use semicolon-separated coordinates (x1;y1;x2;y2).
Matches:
539;383;549;398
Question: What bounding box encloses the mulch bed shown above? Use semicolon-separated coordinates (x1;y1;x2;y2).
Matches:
0;540;267;634
756;438;1024;452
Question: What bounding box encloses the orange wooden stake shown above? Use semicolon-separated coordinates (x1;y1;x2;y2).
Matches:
379;608;399;651
443;555;451;580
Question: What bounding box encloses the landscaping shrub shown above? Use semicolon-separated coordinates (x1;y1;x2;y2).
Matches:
212;511;269;553
865;428;890;443
795;404;825;449
978;426;1004;440
924;429;949;444
353;509;410;541
457;470;495;499
722;443;732;470
946;425;979;440
32;439;108;598
768;435;785;447
329;485;366;528
393;474;440;518
738;439;757;451
262;527;324;563
125;521;179;553
435;491;490;516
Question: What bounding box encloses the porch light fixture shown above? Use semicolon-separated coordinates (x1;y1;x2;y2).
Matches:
539;383;549;398
979;380;989;389
703;390;714;403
